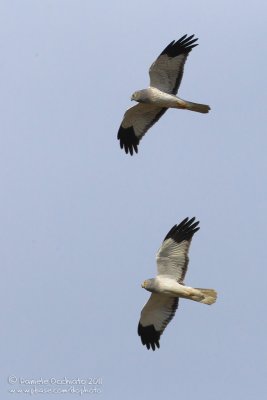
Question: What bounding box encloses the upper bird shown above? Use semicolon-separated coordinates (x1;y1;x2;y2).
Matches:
117;35;210;155
138;217;217;351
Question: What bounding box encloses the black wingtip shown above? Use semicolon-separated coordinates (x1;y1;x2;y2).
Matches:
164;217;200;243
117;125;139;155
160;34;199;58
138;323;160;351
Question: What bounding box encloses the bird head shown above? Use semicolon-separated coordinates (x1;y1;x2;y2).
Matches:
131;91;139;101
131;89;149;103
141;280;148;288
141;279;155;292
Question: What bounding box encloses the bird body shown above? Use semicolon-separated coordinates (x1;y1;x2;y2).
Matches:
132;87;182;107
132;87;210;112
142;277;216;303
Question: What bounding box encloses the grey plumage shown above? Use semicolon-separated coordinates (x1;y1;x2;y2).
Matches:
117;35;211;155
138;218;217;350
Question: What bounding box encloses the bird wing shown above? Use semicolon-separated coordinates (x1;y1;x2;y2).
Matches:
117;103;167;155
149;34;198;95
156;217;200;283
138;293;178;350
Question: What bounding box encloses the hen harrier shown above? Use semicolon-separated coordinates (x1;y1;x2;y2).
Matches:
117;35;210;155
138;217;217;350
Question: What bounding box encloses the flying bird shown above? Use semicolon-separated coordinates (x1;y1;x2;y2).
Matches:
117;35;210;155
138;217;217;350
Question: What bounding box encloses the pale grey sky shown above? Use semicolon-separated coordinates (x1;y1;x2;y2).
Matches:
1;1;267;399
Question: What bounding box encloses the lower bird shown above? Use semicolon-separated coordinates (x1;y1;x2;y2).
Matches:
138;217;217;350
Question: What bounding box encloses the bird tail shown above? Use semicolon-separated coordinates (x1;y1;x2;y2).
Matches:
194;288;217;305
182;100;211;114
